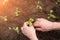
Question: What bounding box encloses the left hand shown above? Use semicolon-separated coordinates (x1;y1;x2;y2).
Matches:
33;18;54;32
21;22;38;40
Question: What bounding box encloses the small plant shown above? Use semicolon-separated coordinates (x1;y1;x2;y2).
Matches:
36;1;43;10
0;16;8;21
9;27;12;30
28;18;34;26
13;27;19;34
9;27;20;34
56;0;60;6
48;10;56;19
15;8;20;17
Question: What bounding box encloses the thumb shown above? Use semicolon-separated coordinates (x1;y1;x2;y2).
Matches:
23;22;28;27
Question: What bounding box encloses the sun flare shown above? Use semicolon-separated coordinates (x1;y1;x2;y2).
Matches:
3;0;9;5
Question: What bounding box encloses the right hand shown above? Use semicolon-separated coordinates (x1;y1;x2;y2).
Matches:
33;18;54;32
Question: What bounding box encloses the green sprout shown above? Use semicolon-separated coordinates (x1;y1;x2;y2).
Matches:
8;27;20;34
28;18;34;26
0;16;8;21
48;10;56;19
15;8;20;16
36;1;43;10
13;27;19;34
57;0;60;2
9;27;12;30
56;0;60;6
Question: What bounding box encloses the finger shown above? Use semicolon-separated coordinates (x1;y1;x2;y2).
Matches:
35;28;43;31
30;25;34;28
23;22;28;27
36;18;44;21
21;27;23;31
35;28;48;32
36;18;41;21
33;22;40;27
21;27;25;34
39;18;47;22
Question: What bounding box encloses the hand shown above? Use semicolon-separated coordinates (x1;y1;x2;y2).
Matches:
21;22;38;40
33;18;54;32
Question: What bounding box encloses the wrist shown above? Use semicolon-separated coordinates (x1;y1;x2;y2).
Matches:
30;35;38;40
53;22;60;30
30;37;38;40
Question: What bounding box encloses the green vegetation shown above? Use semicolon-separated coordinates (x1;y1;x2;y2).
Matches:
48;10;56;19
56;0;60;6
36;1;43;10
57;0;60;2
0;16;8;21
28;18;34;26
15;8;20;16
9;27;20;34
9;27;12;30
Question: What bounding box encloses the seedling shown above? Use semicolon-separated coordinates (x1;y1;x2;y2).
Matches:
15;8;20;16
36;1;43;10
9;27;12;30
56;0;60;6
13;27;19;34
57;0;60;2
28;18;34;26
48;10;56;19
8;27;20;34
0;16;8;21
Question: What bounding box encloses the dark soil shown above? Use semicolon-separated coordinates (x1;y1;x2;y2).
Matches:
0;0;60;40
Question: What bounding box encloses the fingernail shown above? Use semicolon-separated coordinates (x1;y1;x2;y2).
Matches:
37;18;40;21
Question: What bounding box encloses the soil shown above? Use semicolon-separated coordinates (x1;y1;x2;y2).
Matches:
0;0;60;40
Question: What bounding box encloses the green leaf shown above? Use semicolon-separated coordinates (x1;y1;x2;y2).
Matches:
9;27;12;30
48;13;56;19
15;8;20;16
50;14;56;18
28;18;34;26
13;27;19;34
57;0;60;2
48;9;56;19
8;27;20;34
13;27;16;30
48;16;51;19
50;10;53;13
15;27;19;34
0;16;8;21
36;5;43;10
36;1;42;10
56;0;60;6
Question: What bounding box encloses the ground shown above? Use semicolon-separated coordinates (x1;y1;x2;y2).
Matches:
0;0;60;40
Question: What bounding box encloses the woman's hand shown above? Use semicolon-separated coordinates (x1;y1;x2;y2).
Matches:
21;22;38;40
33;18;54;32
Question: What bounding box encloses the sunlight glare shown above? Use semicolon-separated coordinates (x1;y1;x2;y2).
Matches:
3;0;9;5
